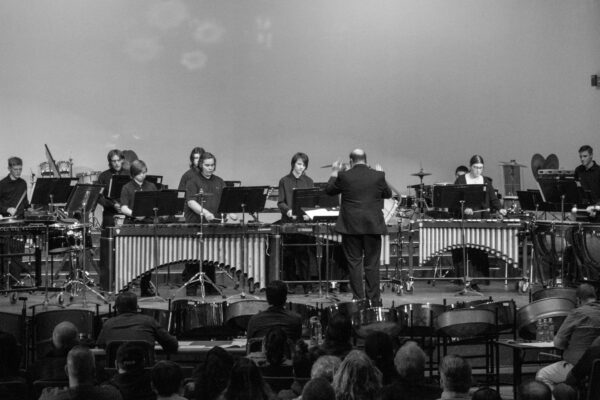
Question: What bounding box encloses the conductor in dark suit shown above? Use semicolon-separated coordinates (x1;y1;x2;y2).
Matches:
325;149;392;303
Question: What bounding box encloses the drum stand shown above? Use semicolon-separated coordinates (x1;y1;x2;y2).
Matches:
65;200;108;306
139;207;167;303
176;193;226;299
456;201;484;297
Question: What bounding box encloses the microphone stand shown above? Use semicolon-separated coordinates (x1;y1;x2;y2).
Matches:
457;200;483;297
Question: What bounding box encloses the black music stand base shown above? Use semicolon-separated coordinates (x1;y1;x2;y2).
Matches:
176;272;225;299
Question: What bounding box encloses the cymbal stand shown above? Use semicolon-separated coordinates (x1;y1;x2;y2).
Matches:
176;190;225;299
139;207;167;303
456;201;483;297
66;192;107;306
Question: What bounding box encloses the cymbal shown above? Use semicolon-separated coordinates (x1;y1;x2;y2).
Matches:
411;171;431;178
499;160;527;168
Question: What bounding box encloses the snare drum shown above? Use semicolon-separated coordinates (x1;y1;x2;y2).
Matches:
77;171;101;184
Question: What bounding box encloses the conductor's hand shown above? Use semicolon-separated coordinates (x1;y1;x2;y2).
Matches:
331;160;343;176
374;163;383;172
464;208;474;216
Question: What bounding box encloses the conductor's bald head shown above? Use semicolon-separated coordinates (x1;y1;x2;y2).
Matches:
349;149;367;165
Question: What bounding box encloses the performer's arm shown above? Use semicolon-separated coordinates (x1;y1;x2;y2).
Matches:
187;199;216;221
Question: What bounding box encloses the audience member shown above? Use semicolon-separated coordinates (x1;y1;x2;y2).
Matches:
39;345;122;400
108;342;154;400
438;355;472;400
220;357;275;400
246;280;302;341
471;387;502;400
311;356;342;382
536;283;600;390
277;339;315;400
317;313;353;360
151;360;185;400
187;346;234;400
96;291;178;353
517;380;551;400
364;331;398;385
29;321;79;382
0;331;22;381
302;377;336;400
553;335;600;400
332;350;382;400
381;341;441;400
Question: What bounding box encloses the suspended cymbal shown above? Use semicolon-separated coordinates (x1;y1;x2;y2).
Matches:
531;154;545;180
411;171;431;178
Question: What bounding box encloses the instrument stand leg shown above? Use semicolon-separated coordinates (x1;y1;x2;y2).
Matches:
456;201;483;297
139;207;167;303
176;272;225;299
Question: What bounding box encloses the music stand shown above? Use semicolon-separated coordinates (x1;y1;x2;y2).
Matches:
145;175;165;190
31;178;78;207
537;177;588;215
132;190;185;302
218;186;268;297
436;184;487;296
108;175;130;199
61;184;105;306
516;190;544;212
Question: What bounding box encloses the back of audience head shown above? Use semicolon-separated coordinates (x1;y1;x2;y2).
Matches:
364;331;396;381
332;350;382;400
52;321;79;351
0;331;20;378
518;380;551;400
302;377;336;400
292;338;314;379
576;283;597;304
266;280;287;307
225;357;272;400
152;360;183;397
394;340;426;381
472;387;502;400
116;342;146;372
67;345;96;385
439;354;472;394
115;291;138;314
311;355;342;382
263;326;290;366
195;346;234;400
326;313;352;344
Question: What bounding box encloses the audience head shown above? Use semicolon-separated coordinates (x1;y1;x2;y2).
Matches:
52;321;79;351
0;331;20;378
263;326;290;367
195;346;234;400
311;355;342;382
151;360;183;397
518;380;551;400
66;345;96;385
225;357;272;400
325;313;352;344
576;283;597;305
394;340;427;381
292;338;314;379
439;355;472;394
472;387;502;400
364;331;396;382
116;342;146;372
332;350;382;400
115;291;138;314
265;280;287;307
302;377;336;400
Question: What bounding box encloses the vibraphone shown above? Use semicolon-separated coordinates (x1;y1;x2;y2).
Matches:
106;224;274;292
0;222;46;287
417;219;525;269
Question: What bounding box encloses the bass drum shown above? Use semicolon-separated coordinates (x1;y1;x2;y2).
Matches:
435;309;496;338
516;297;575;340
225;300;269;331
571;224;600;281
396;303;446;336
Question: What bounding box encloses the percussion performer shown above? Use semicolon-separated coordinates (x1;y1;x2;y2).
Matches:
453;155;506;288
120;160;157;297
278;152;315;294
0;157;29;218
325;149;392;303
184;152;230;223
178;146;205;191
574;145;600;203
0;157;30;282
97;150;128;228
